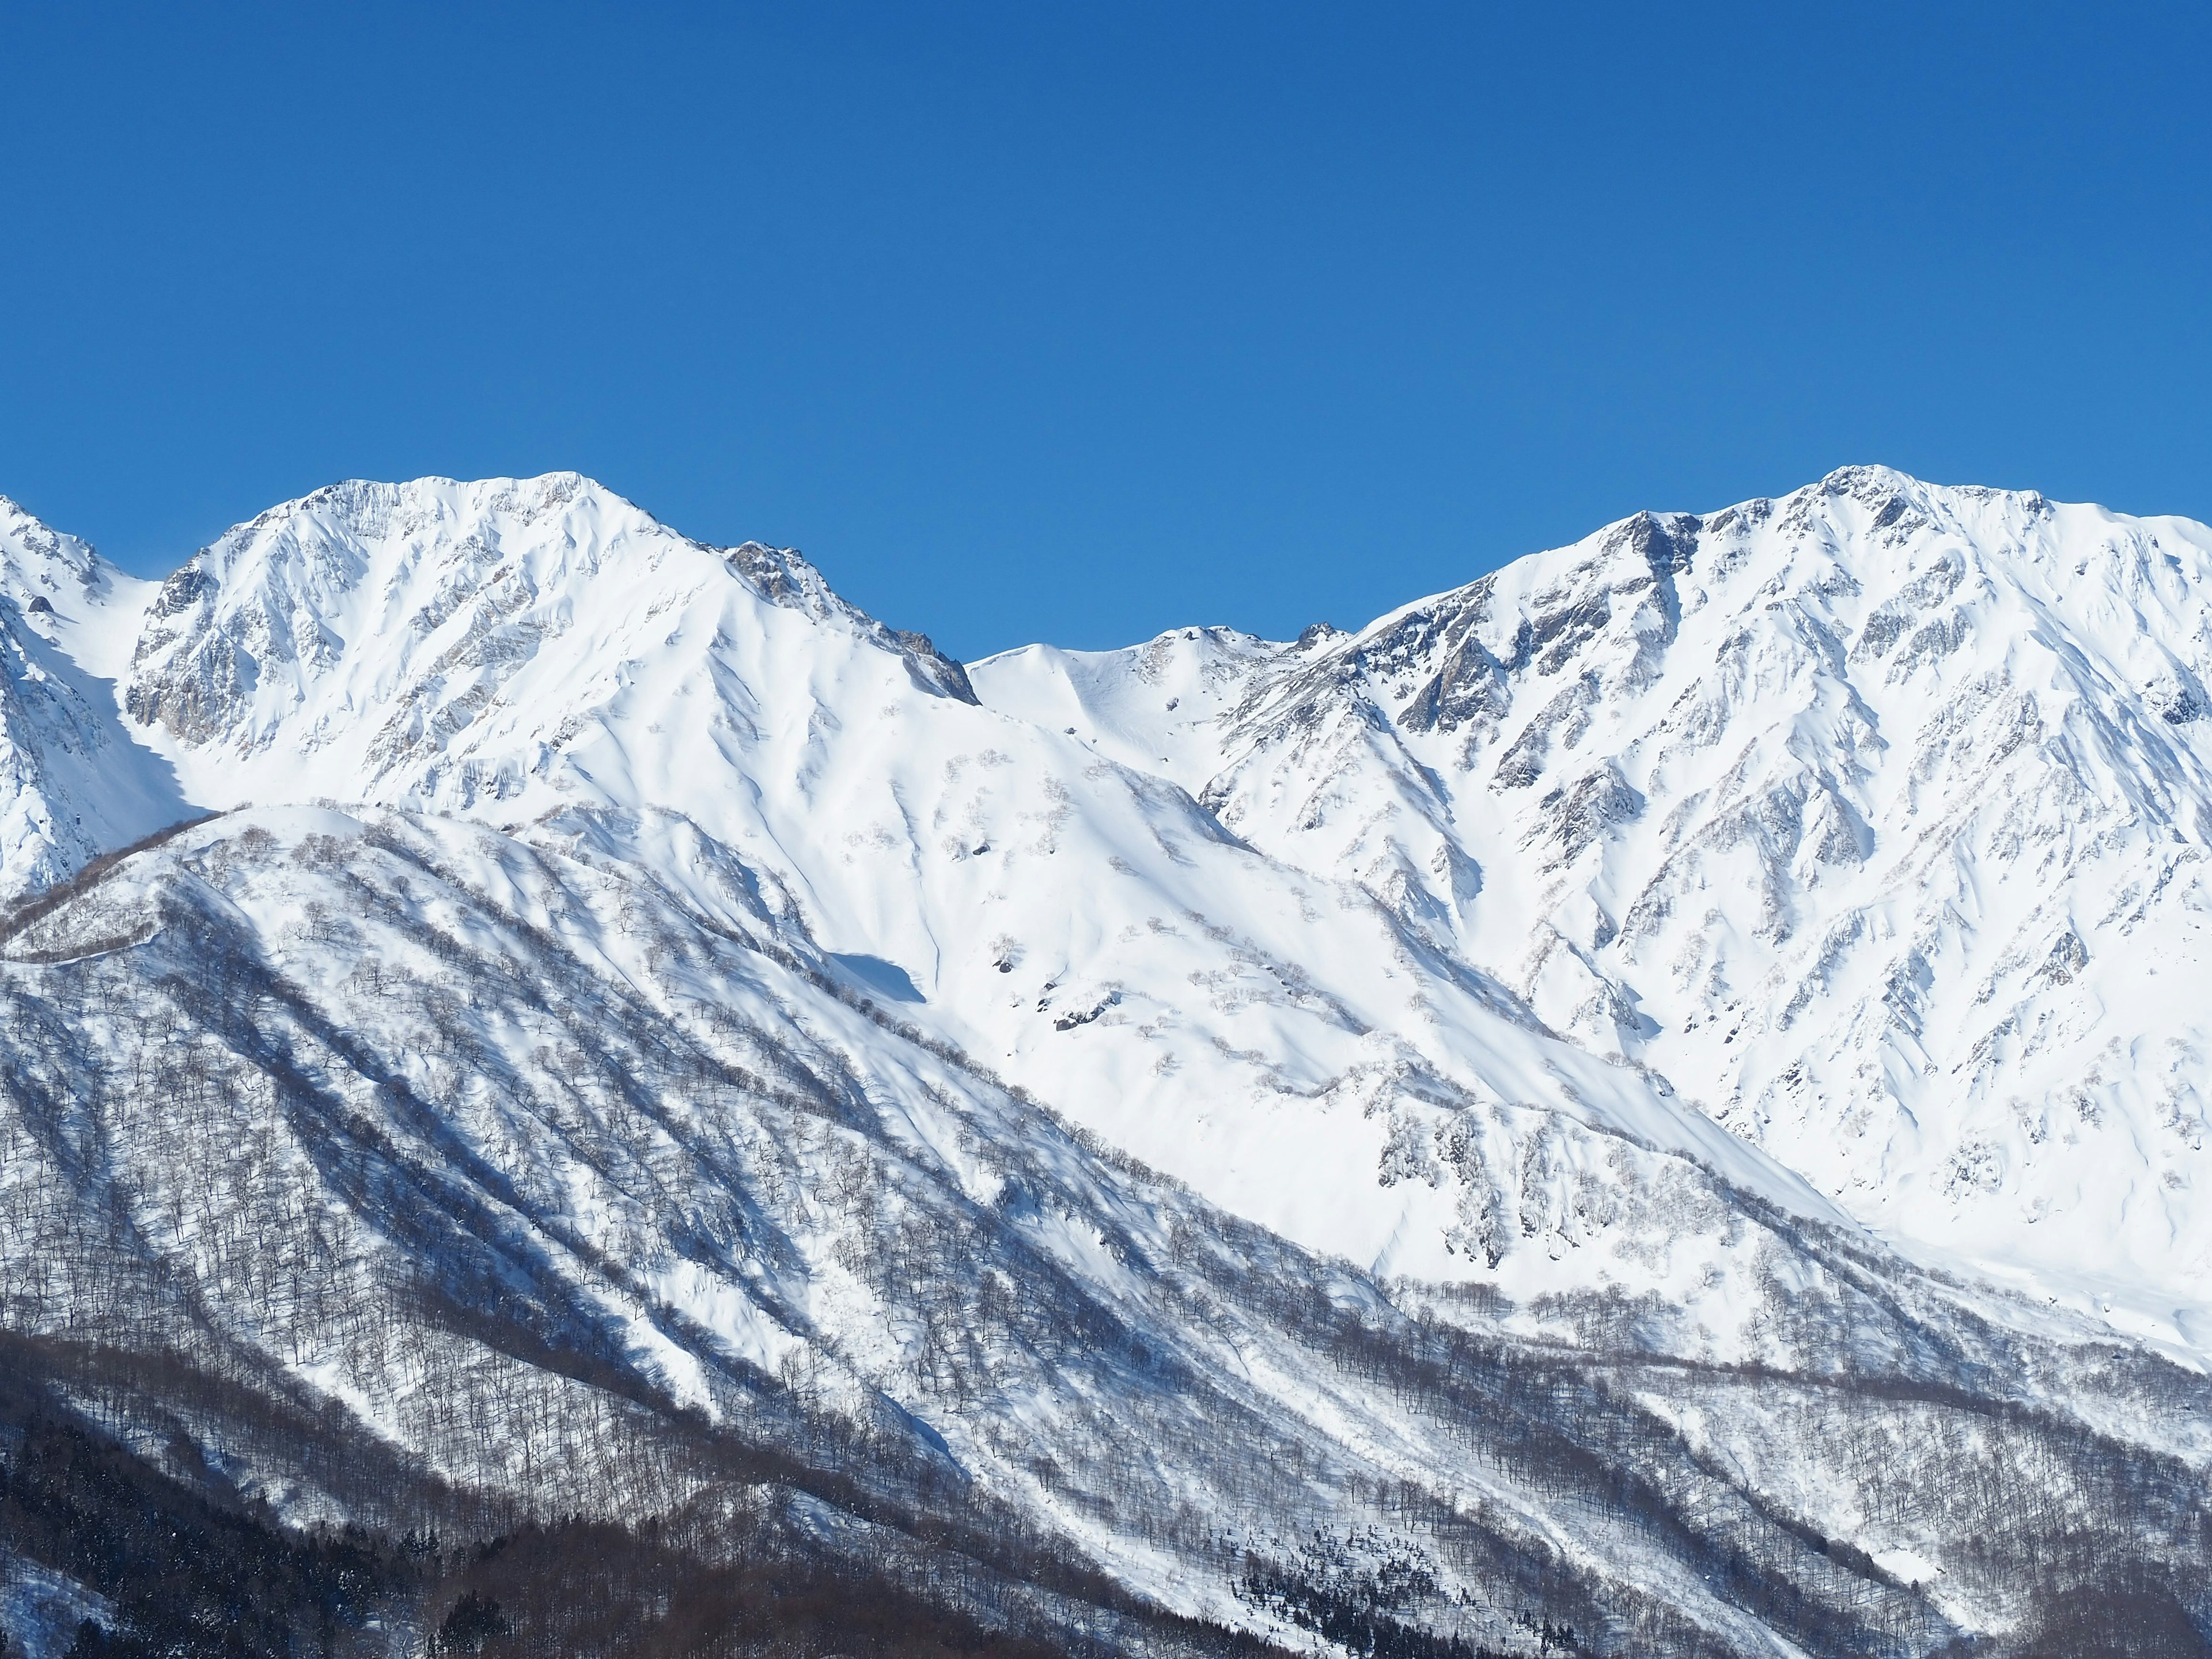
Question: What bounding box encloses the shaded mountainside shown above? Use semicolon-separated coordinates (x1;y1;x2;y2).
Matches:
1;472;2210;1655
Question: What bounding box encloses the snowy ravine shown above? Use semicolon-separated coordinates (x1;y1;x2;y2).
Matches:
1;471;2209;1658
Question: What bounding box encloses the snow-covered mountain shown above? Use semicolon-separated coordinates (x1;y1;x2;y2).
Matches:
975;467;2212;1347
0;497;185;897
33;474;1836;1306
3;469;2210;1658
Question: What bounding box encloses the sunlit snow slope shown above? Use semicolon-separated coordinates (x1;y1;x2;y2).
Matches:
0;497;181;896
974;466;2212;1343
17;472;1850;1309
6;468;2212;1657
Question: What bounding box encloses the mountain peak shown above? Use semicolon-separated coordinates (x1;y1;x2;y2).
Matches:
6;466;2212;1653
981;469;2212;1329
1;493;117;611
193;471;671;584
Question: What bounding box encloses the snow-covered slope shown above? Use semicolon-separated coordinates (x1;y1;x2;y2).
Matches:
4;468;2211;1656
120;475;979;808
6;801;2207;1658
52;472;1860;1315
974;466;2212;1346
0;498;182;897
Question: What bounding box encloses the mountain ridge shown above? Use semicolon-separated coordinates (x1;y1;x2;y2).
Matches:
4;466;2212;1656
975;464;2212;1349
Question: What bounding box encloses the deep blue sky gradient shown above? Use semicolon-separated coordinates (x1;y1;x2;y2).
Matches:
3;2;2207;657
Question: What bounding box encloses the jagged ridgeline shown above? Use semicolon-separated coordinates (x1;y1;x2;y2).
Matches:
2;473;2210;1657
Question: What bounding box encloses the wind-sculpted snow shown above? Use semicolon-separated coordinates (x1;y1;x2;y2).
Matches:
2;469;2211;1655
975;466;2212;1355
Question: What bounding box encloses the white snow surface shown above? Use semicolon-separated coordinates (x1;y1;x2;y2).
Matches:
6;465;2210;1344
974;467;2212;1347
6;465;2212;1652
6;473;1854;1306
0;497;182;897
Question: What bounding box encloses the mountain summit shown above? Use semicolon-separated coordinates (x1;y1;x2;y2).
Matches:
3;468;2209;1657
977;465;2212;1336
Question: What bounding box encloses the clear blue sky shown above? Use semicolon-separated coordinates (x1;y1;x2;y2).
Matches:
3;2;2206;658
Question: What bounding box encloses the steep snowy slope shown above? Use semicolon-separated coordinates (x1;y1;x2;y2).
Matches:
6;469;2212;1654
4;804;2207;1658
86;474;1855;1313
0;498;183;898
973;467;2212;1345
